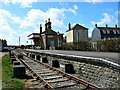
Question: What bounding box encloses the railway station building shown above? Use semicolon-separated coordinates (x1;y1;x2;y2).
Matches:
28;18;63;50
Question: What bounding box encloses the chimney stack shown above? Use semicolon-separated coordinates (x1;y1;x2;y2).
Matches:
45;20;47;31
95;24;97;28
115;24;117;28
106;24;108;28
68;23;71;30
47;18;51;30
40;24;42;34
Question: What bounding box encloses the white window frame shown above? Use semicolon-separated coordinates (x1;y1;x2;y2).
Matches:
106;30;110;34
102;30;106;34
113;30;117;34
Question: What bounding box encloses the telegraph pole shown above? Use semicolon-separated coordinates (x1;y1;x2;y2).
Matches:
19;37;20;47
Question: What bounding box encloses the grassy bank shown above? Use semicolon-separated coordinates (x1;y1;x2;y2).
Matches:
2;54;25;88
0;55;2;79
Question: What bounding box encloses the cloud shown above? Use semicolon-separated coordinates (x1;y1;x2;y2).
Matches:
91;12;117;26
1;0;119;7
0;9;27;45
20;5;78;29
66;5;78;15
84;0;104;3
0;0;39;8
83;0;119;3
0;9;22;25
0;5;78;45
20;8;65;29
73;5;78;10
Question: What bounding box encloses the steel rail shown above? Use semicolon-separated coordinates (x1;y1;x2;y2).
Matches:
13;51;54;90
13;50;102;90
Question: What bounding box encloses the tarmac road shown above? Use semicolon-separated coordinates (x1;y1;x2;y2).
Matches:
27;49;119;65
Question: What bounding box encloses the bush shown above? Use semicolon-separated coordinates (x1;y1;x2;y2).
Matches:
97;38;120;52
59;38;120;52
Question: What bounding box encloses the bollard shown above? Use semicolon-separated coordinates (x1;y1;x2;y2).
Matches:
52;60;60;68
65;64;75;74
18;54;23;59
41;57;48;63
13;61;21;65
26;53;29;56
13;64;25;78
11;58;16;64
10;56;15;58
30;54;32;57
36;55;40;60
32;54;35;59
10;51;14;58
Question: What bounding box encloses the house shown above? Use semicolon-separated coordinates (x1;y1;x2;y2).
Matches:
66;23;88;43
0;39;8;51
28;18;63;49
92;24;120;41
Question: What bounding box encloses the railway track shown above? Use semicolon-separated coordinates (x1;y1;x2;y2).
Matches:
12;50;101;90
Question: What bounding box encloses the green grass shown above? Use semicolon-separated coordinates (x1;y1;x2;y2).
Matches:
0;55;1;79
2;54;25;88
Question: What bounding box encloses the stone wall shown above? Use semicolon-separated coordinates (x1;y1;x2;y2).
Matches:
46;55;119;88
24;50;119;88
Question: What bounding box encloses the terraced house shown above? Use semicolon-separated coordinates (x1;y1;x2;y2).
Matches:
91;24;120;50
28;18;63;49
92;24;120;41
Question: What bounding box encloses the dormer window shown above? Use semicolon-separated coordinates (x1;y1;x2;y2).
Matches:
102;30;106;34
106;30;110;34
117;31;120;34
113;30;117;34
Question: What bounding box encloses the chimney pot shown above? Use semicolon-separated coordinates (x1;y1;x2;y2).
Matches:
45;20;47;31
95;24;97;27
47;18;51;30
45;20;47;23
40;24;42;33
68;23;71;30
115;25;117;28
106;24;108;27
48;18;50;22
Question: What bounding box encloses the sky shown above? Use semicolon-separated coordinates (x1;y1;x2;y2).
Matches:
0;0;119;45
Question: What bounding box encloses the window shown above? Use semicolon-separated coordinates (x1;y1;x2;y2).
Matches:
50;41;54;47
106;30;110;34
117;31;120;34
102;30;106;34
58;41;62;47
113;30;117;34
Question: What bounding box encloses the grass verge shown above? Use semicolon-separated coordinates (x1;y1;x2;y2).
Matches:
2;53;25;88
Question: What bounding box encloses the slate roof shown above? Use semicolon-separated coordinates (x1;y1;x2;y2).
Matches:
66;24;88;32
41;29;57;35
97;27;120;31
28;33;40;37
